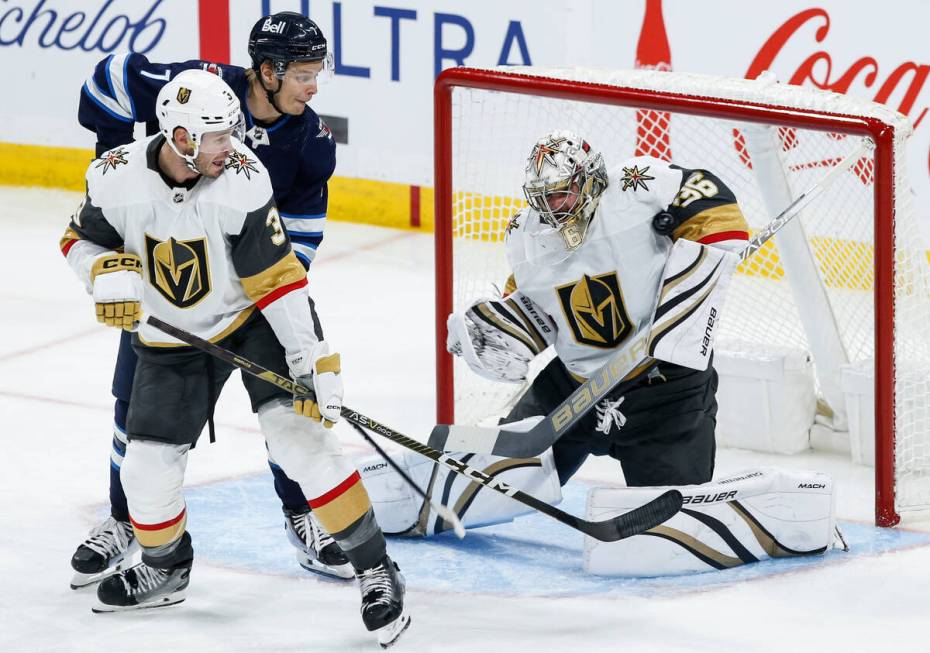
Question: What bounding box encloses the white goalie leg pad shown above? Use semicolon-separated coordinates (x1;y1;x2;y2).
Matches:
447;291;556;383
360;448;563;536
584;467;836;576
120;440;190;542
648;238;740;371
258;398;357;500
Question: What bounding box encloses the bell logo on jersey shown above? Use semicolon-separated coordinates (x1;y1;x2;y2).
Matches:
144;234;211;308
556;272;633;348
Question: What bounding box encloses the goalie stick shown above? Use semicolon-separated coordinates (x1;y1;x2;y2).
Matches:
428;136;875;459
144;314;682;542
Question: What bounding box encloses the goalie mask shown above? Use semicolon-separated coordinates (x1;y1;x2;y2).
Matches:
523;130;608;251
156;69;244;174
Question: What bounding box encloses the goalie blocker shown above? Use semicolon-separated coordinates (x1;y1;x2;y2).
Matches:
584;467;838;576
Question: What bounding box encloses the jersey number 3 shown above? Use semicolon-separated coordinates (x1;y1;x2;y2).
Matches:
266;207;286;246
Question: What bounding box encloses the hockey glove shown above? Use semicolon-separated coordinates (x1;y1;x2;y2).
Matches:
447;293;556;382
91;253;143;330
287;341;343;428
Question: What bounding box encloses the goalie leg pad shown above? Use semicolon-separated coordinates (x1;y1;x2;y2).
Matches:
584;467;836;576
360;449;563;536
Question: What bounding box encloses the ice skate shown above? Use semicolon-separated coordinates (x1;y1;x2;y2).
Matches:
284;507;354;580
70;516;140;589
357;555;410;649
92;561;190;613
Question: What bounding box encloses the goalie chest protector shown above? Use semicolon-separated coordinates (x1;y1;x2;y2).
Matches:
506;159;683;379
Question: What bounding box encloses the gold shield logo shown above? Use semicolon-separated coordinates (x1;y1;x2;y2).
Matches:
556;272;633;348
144;234;211;308
176;87;191;104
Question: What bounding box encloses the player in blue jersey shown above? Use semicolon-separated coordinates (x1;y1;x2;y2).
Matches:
70;12;352;588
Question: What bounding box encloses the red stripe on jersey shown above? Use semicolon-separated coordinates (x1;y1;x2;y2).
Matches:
129;508;186;531
255;278;308;310
61;239;78;257
699;230;749;245
308;471;362;509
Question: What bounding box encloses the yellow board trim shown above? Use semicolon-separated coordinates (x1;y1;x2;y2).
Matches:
1;141;919;293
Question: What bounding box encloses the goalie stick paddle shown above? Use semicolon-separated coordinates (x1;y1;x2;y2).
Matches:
428;136;876;459
144;314;682;542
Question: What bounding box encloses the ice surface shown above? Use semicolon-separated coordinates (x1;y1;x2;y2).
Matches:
2;187;930;652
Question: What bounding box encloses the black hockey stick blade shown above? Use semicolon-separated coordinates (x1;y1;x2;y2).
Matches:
578;489;682;542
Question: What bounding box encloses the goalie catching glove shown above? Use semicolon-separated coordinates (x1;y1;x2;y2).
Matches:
447;291;556;382
287;340;343;428
90;252;143;330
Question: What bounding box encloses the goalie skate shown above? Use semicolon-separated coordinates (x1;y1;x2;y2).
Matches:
357;555;411;649
70;516;140;589
92;562;190;613
284;508;354;580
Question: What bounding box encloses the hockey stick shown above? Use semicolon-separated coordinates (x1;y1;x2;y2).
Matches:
344;419;466;539
428;136;875;458
144;314;682;542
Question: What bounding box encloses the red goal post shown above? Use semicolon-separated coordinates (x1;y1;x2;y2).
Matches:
433;66;920;527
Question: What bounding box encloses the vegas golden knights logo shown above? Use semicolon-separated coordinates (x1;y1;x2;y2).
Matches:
556;272;633;348
176;87;191;104
144;234;211;308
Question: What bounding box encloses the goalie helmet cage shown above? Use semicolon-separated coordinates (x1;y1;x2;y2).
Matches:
433;66;929;528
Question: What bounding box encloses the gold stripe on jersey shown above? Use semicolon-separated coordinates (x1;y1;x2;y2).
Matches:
672;204;748;243
59;226;81;254
240;252;306;303
137;305;256;348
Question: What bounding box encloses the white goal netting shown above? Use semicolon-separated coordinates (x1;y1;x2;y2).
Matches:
438;67;930;521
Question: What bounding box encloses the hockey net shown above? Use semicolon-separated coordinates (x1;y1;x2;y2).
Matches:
434;66;930;527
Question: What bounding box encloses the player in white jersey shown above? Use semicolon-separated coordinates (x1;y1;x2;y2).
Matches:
449;129;749;490
354;130;748;542
60;69;409;647
358;131;837;573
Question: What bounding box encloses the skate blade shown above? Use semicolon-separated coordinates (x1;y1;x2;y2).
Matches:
296;551;354;580
71;542;141;590
377;612;411;649
91;591;186;614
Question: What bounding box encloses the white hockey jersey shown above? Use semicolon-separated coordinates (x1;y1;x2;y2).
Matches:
61;134;308;348
505;156;748;378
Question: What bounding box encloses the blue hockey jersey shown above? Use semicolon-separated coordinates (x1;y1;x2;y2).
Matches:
78;53;336;269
